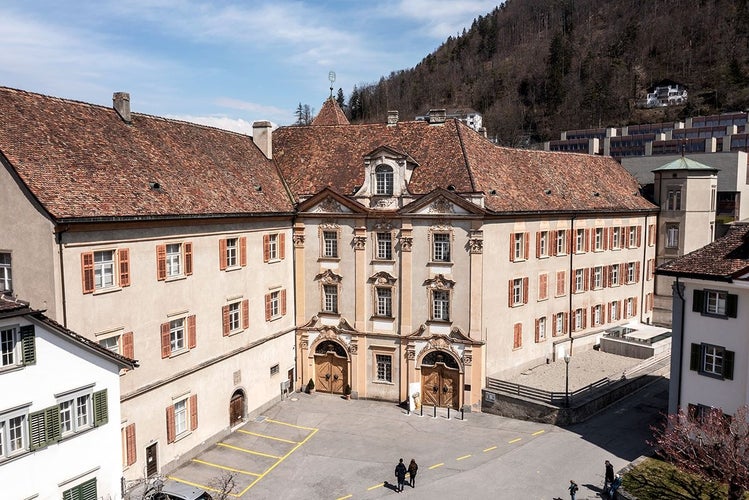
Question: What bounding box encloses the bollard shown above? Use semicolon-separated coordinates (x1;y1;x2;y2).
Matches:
433;405;437;418
420;404;423;417
461;408;464;420
447;406;451;419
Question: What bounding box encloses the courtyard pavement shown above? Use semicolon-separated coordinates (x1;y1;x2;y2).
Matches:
165;373;669;500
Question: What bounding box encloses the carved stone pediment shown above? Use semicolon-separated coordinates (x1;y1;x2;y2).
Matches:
428;198;454;214
369;271;397;286
313;197;346;213
314;269;343;284
374;219;394;231
423;274;455;290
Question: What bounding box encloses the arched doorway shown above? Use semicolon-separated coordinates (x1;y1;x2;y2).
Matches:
229;389;245;426
314;340;348;394
420;350;460;409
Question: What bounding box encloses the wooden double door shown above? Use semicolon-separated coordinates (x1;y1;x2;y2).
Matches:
315;352;347;394
421;363;460;408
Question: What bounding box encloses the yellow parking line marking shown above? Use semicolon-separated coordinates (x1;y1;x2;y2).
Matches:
236;427;319;496
265;418;317;431
168;477;236;497
456;454;471;461
337;495;353;499
532;430;545;436
191;458;261;477
429;463;444;470
217;442;282;459
367;483;384;491
509;438;522;444
238;429;299;444
483;446;497;452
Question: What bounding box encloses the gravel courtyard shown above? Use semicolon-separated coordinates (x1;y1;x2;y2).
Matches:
505;349;651;392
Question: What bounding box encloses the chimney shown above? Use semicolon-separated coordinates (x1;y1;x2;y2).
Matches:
252;121;272;159
113;92;131;123
387;110;399;126
427;109;446;125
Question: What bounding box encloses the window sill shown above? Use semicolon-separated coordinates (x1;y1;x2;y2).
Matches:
169;348;189;359
428;261;453;266
266;258;282;264
700;312;729;320
373;380;394;385
93;285;122;296
174;430;192;443
225;265;242;272
165;275;187;283
537;255;549;259
426;319;451;325
318;257;341;262
537;297;548;302
0;364;25;374
371;315;394;320
511;258;527;263
318;311;340;318
372;259;396;264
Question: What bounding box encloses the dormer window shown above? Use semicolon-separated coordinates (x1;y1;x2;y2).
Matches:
375;165;394;195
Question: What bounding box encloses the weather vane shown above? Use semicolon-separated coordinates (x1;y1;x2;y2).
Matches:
329;71;336;98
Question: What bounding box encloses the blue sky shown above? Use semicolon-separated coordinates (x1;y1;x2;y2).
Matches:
1;0;498;133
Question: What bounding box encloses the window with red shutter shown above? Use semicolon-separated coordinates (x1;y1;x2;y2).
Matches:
522;277;529;304
160;322;170;358
125;423;136;466
265;294;272;321
263;234;270;263
118;249;130;287
166;405;175;443
222;305;230;336
122;331;134;359
189;394;198;431
156;245;167;281
184;243;193;276
242;299;249;329
219;239;228;271
279;233;286;260
81;252;95;294
187;315;196;349
239;237;247;267
281;289;287;315
513;323;522;349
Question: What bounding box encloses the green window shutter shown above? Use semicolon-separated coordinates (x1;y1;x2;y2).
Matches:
93;389;108;426
45;405;61;443
62;478;96;500
689;343;701;371
726;294;738;318
724;350;735;380
692;290;704;313
20;325;36;365
28;409;47;450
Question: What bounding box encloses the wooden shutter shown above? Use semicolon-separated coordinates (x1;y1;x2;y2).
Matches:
536;232;541;258
187;315;196;349
584;229;590;252
265;294;272;321
534;319;540;342
727;294;738;318
635;262;641;283
619;263;626;282
279;233;286;260
636;226;642;247
44;406;60;445
550;230;557;256
20;325;36;365
692;290;705;312
219;239;228;270
556;271;565;296
240;236;247;267
563;312;569;334
28;409;48;450
242;299;250;329
81;252;95;293
689;343;701;371
263;234;271;262
603;228;609;250
524;232;530;260
509;234;515;262
122;332;134;359
222;306;230;336
583;268;590;291
522;277;529;304
93;389;108;426
166;405;176;443
281;289;287;315
508;280;514;307
161;322;170;358
156;245;167;281
184;242;193;276
118;248;130;287
567;230;572;253
189;394;198;431
724;350;735;380
513;323;522;349
539;274;547;300
633;297;638;316
125;423;137;466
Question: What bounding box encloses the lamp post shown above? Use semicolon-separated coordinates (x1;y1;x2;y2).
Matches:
564;354;571;407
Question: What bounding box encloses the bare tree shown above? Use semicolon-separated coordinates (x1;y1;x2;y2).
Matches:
208;471;238;500
651;405;749;500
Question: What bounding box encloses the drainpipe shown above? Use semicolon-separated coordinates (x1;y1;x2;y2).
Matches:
568;215;575;355
669;276;686;415
55;226;68;327
640;216;648;323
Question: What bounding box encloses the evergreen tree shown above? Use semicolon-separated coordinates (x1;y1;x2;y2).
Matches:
336;88;345;109
294;103;304;125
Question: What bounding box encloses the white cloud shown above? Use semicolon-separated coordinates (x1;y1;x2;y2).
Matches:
167;114;262;135
389;0;498;38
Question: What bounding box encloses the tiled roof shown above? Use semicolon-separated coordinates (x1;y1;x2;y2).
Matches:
274;117;657;214
0;87;294;221
0;295;33;315
657;223;749;280
311;98;350;126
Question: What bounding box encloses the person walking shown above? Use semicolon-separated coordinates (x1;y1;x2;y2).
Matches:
395;458;407;493
568;479;579;500
604;460;615;495
407;459;418;488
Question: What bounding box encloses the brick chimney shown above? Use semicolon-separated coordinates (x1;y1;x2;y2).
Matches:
387;110;399;126
113;92;131;123
252;121;272;159
427;109;446;125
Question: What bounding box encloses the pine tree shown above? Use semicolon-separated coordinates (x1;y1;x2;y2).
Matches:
336;88;345;109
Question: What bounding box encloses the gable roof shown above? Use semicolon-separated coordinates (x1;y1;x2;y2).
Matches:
0;87;294;221
0;295;137;369
311;98;350;126
657;222;749;281
273;116;657;214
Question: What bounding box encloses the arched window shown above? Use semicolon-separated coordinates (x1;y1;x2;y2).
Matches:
421;350;459;369
375;165;394;195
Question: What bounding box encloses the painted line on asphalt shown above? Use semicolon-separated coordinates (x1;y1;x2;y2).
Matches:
265;418;317;431
167;476;238;498
456;454;471;461
483;446;497;452
532;430;545;436
238;429;299;444
428;463;444;470
217;442;282;459
191;458;261;477
336;495;353;499
509;438;522;444
236;426;319;497
367;483;384;491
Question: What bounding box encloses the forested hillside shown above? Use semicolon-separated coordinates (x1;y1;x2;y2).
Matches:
347;0;749;145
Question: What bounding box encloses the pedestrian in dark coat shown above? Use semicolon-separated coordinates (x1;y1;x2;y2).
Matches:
604;460;615;495
408;459;418;488
568;479;579;500
395;458;407;492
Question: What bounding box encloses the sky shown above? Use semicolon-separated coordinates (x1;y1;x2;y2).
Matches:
1;0;499;134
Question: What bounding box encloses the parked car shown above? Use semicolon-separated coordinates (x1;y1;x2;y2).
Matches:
147;480;212;500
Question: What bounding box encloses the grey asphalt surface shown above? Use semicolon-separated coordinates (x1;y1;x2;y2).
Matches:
167;376;669;500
